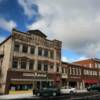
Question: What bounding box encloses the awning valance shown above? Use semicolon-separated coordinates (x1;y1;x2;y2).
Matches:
84;79;98;84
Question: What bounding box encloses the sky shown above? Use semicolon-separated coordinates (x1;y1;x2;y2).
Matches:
0;0;100;62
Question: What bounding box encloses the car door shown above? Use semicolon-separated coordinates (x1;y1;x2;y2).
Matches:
61;87;68;94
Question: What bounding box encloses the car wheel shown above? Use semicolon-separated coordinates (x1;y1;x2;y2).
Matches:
70;91;74;95
52;92;56;96
37;93;40;96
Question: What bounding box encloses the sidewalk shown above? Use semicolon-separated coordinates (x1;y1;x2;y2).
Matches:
76;89;87;93
0;89;87;100
0;93;33;100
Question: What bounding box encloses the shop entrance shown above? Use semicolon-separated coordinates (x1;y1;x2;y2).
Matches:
69;81;77;88
36;81;53;89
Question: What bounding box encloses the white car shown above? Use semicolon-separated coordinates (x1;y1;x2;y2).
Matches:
60;86;76;94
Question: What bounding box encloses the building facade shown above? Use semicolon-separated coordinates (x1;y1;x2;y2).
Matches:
0;29;62;94
73;58;100;69
62;61;99;90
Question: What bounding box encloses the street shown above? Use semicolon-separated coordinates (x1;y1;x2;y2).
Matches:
1;92;100;100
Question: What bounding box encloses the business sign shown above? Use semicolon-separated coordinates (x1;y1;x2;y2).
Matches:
23;73;47;77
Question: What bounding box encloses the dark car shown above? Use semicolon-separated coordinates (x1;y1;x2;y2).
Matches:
33;86;60;96
87;85;100;92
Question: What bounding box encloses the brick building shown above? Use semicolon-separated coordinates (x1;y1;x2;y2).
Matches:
73;58;100;68
0;29;62;94
61;61;99;89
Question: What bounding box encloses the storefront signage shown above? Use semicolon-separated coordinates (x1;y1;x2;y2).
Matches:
23;73;47;77
70;76;81;79
62;74;68;78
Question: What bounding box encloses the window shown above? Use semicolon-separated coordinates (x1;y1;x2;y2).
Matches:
30;46;35;54
21;60;27;69
78;68;81;75
29;61;34;70
57;67;59;72
22;44;28;53
14;42;20;52
62;68;64;73
44;64;48;71
50;64;53;69
44;49;48;57
38;47;42;56
50;51;54;59
12;59;18;69
38;62;42;71
69;67;72;75
56;51;61;60
72;68;75;75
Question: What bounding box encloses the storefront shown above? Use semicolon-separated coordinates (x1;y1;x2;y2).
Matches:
5;70;55;94
84;79;99;88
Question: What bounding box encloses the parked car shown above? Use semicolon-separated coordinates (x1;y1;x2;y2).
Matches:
87;84;100;92
60;86;76;94
33;86;60;96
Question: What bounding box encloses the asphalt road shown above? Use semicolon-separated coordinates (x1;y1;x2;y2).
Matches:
8;92;100;100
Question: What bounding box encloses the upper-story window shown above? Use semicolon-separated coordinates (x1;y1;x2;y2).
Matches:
89;63;92;68
44;64;48;71
44;49;48;57
72;68;76;75
78;68;81;75
12;58;18;69
62;68;64;73
50;51;54;59
30;46;35;54
95;63;100;68
29;60;34;70
38;62;42;71
14;42;20;52
20;60;27;69
56;51;61;60
50;64;53;69
56;64;59;72
69;67;72;75
38;47;42;56
22;44;28;53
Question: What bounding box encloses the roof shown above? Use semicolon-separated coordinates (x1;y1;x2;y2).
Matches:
92;58;100;62
28;30;47;38
73;58;100;63
0;28;48;46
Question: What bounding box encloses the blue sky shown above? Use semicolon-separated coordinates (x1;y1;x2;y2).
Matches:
0;0;100;62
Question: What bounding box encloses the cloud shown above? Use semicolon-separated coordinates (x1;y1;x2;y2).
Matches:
20;0;100;57
0;18;17;32
18;0;38;18
62;56;70;62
